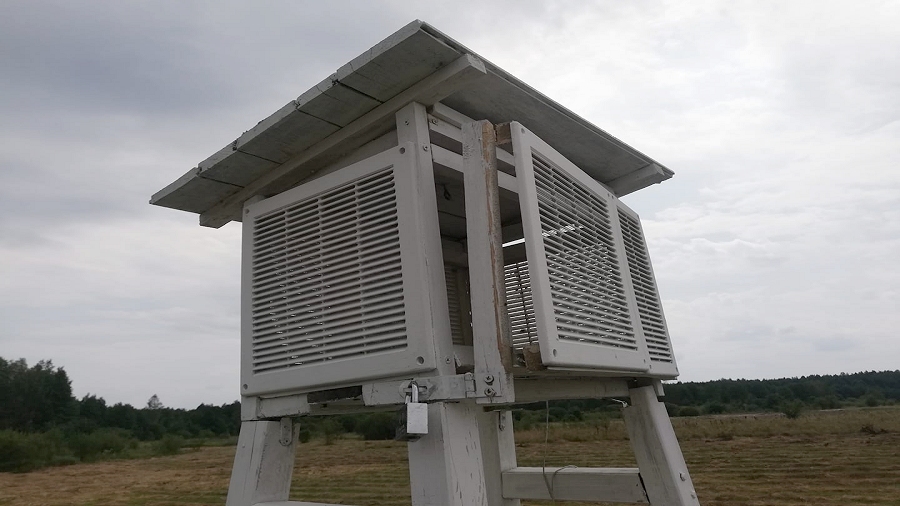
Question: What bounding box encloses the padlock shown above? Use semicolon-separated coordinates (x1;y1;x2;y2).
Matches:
396;381;428;441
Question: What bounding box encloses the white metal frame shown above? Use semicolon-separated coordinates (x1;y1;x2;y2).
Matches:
240;143;439;397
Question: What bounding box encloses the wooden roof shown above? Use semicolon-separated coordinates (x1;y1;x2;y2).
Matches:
151;20;673;227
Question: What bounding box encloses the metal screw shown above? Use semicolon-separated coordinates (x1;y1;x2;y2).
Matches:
404;120;409;125
679;472;686;482
484;375;494;384
430;118;438;124
484;387;496;396
423;145;429;151
445;357;451;364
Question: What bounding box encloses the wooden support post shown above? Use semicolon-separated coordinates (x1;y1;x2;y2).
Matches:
397;102;490;506
461;119;520;506
462;120;515;405
477;410;520;506
226;419;297;506
395;101;456;376
624;386;701;505
407;402;489;506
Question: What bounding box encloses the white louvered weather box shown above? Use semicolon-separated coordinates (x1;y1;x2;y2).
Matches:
509;123;678;378
152;22;700;506
240;144;438;396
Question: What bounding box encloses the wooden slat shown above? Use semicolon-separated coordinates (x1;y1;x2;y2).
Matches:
512;378;631;403
428;110;516;170
463;120;515;404
606;163;672;197
253;394;310;420
295;78;382;128
335;24;462;103
431;144;518;195
501;467;648;503
199;54;487;228
198;102;340;182
150;167;242;213
198;150;281;187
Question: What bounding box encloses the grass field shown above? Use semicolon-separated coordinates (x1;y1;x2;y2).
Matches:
1;407;897;506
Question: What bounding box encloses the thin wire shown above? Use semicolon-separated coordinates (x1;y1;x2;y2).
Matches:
541;400;552;501
542;400;634;502
611;398;629;408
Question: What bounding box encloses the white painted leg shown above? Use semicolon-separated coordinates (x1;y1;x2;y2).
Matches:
226;419;297;506
477;410;520;506
407;402;489;506
624;386;701;505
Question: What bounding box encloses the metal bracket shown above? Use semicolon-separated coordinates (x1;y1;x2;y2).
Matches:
474;372;504;400
363;372;502;406
278;417;293;446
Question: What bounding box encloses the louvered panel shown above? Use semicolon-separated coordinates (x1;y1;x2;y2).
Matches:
531;154;637;351
505;260;538;350
445;265;466;346
241;144;439;396
249;169;408;374
512;123;651;373
618;207;676;370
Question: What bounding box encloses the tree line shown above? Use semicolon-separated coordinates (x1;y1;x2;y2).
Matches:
0;357;240;439
1;355;897;472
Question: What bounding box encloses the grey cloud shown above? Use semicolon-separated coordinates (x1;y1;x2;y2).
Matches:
2;1;899;406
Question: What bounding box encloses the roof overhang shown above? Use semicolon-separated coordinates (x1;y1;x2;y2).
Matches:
151;20;673;227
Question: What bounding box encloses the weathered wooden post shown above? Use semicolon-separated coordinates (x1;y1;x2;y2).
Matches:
152;20;700;506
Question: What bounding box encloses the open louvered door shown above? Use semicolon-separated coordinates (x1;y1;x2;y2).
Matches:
240;143;439;396
511;122;677;376
616;202;679;377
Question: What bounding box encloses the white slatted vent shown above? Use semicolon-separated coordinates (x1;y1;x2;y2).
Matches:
249;169;407;374
618;209;674;363
505;260;538;350
532;153;638;351
445;265;466;346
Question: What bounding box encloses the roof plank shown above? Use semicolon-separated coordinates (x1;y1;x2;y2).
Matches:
150;168;242;214
198;53;488;228
151;21;674;224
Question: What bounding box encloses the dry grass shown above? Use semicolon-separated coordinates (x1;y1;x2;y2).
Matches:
0;407;897;506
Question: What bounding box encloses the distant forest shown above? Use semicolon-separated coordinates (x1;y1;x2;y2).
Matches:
0;357;240;440
0;358;900;441
1;355;898;471
2;356;898;436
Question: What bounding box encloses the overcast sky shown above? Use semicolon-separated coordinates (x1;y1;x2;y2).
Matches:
1;1;897;409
